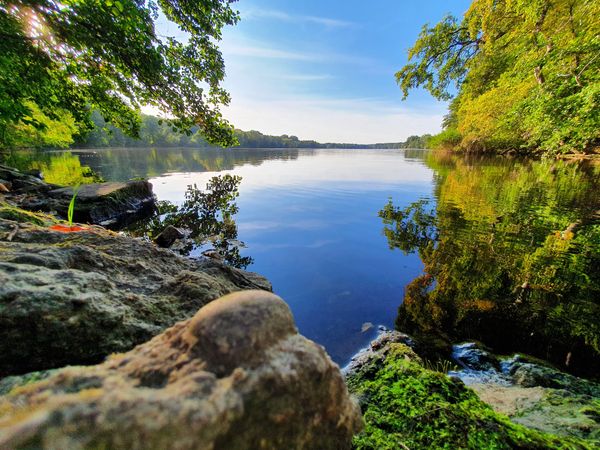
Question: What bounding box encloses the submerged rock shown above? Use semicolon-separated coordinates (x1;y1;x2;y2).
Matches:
450;348;600;444
153;224;185;248
0;290;362;450
0;216;271;376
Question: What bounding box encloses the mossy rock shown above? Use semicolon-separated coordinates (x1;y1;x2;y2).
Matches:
0;206;55;226
347;344;590;449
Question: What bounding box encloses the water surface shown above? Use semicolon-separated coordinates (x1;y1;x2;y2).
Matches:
81;147;433;363
10;148;600;373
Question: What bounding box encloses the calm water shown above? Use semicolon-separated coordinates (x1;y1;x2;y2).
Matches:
10;148;600;374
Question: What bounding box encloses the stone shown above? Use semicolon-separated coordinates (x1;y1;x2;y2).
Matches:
0;291;362;450
343;329;414;376
452;342;500;371
0;165;157;230
0;217;271;376
0;164;46;191
46;181;156;229
153;224;185;248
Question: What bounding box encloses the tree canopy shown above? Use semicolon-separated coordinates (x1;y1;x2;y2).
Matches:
0;0;239;149
397;0;600;155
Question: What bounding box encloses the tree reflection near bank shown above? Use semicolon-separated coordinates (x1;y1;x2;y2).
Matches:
382;152;600;377
130;174;253;270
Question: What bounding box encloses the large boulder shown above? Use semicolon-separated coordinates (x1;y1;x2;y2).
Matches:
0;217;271;376
0;291;362;450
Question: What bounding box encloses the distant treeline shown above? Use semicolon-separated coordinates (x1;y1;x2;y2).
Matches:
74;112;431;150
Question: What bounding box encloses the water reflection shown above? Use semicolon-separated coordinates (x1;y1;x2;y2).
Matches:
76;147;310;181
383;152;600;377
2;150;102;185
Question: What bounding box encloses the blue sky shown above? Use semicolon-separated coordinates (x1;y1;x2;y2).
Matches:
160;1;472;144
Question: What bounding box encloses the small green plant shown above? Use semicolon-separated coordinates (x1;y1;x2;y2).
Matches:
67;185;80;227
422;358;459;373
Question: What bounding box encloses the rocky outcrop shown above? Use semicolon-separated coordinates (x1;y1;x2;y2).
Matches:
0;291;362;450
0;164;156;229
0;216;271;376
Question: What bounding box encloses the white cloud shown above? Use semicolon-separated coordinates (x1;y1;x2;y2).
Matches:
221;40;374;66
243;8;355;28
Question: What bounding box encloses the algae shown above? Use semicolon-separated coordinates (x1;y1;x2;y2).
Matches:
347;344;590;449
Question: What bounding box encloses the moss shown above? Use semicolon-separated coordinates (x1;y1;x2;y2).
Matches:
347;344;590;449
0;204;58;227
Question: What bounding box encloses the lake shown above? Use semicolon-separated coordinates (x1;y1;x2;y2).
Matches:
10;148;600;375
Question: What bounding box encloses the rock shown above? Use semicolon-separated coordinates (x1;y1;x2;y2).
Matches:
509;360;600;396
343;329;414;376
0;165;157;230
452;350;600;443
0;217;271;376
0;291;362;450
345;334;573;449
154;224;185;248
0;164;46;191
46;181;156;229
452;342;500;371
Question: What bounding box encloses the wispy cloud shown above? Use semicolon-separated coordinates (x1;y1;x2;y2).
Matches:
279;74;334;81
244;8;355;28
221;40;374;66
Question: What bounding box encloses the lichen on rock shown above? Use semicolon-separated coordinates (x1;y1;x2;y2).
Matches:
0;291;362;450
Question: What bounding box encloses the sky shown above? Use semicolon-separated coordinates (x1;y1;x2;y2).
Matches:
158;0;472;144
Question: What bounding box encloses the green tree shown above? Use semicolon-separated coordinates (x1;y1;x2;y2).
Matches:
397;0;600;155
0;0;239;149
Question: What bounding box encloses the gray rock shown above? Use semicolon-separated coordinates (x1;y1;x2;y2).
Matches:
0;164;46;191
452;342;500;371
0;217;271;376
0;291;362;450
47;181;156;229
510;361;600;396
1;164;157;229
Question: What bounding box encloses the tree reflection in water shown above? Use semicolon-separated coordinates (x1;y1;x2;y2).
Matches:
130;174;253;270
381;152;600;377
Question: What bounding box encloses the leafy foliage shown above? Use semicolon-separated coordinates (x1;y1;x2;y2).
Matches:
0;0;239;149
397;0;600;155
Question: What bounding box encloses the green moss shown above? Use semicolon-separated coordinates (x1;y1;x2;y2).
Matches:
348;344;590;449
0;205;57;226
